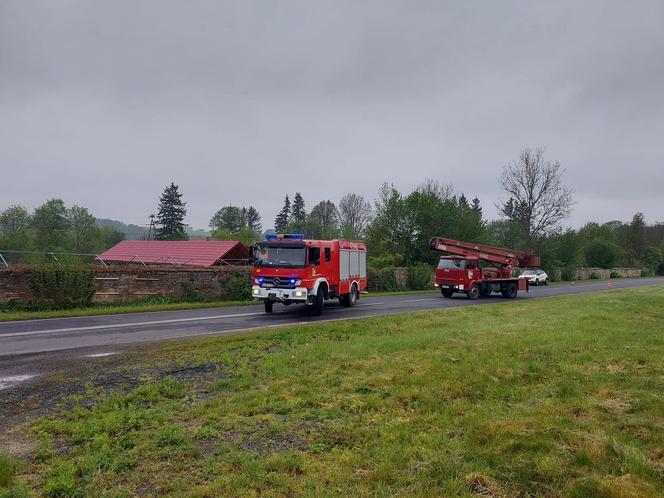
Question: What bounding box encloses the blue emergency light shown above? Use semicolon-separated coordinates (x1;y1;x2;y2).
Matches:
266;233;304;240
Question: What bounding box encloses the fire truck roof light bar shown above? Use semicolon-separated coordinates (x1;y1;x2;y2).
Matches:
266;234;305;240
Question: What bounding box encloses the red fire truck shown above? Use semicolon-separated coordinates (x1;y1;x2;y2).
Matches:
430;237;540;299
251;234;367;315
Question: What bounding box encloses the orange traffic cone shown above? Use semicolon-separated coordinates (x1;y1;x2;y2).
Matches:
607;282;613;289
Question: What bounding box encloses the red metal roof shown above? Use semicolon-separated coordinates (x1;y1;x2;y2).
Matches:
98;240;249;267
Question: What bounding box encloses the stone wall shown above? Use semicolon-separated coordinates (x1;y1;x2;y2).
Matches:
0;266;252;305
575;267;643;280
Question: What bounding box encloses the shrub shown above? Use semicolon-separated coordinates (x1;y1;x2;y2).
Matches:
583;238;622;268
179;279;201;301
367;254;399;269
219;269;251;301
27;267;96;309
609;271;622;278
0;454;18;488
561;266;577;281
589;272;600;280
367;267;403;292
406;264;433;290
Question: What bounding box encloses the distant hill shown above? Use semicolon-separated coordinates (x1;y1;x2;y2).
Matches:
96;219;149;240
96;219;210;240
186;227;211;239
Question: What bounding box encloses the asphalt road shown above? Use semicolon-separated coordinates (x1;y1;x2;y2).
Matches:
1;277;662;360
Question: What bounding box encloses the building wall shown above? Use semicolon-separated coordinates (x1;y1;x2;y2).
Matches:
0;266;252;304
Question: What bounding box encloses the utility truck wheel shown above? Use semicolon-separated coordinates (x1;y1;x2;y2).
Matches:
264;301;274;313
502;282;518;299
441;288;454;298
467;285;480;300
313;288;324;316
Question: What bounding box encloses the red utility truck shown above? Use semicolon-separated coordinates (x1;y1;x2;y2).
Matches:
430;237;540;299
251;234;367;315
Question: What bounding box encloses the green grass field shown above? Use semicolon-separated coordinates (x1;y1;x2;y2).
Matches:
1;287;663;497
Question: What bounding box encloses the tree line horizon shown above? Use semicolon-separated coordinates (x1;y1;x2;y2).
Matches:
1;148;663;276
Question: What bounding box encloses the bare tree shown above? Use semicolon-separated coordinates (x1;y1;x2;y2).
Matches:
498;147;574;239
338;193;372;238
417;178;454;200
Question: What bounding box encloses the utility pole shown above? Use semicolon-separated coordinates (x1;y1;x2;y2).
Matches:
147;214;156;240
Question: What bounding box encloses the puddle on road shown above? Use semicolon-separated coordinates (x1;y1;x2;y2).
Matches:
85;352;117;358
0;374;37;390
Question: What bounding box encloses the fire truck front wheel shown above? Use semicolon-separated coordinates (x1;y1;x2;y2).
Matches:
312;288;325;316
441;288;454;298
264;301;274;313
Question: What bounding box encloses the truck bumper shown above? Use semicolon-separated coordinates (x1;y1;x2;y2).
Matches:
434;283;465;291
251;285;309;302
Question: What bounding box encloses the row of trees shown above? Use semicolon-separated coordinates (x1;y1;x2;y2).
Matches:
0;200;125;257
2;148;663;276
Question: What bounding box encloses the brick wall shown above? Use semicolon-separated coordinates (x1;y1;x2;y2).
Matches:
0;266;252;304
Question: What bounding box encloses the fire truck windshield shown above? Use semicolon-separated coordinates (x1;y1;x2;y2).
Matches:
254;245;306;268
437;258;467;270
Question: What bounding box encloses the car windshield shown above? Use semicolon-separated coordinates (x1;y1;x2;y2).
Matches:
437;258;466;269
254;245;306;268
521;269;537;275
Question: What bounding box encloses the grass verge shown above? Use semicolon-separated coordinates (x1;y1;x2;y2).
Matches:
0;299;257;322
2;287;664;497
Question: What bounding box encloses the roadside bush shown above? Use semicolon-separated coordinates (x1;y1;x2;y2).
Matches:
0;454;19;488
179;279;201;301
560;266;577;281
589;272;600;280
219;269;251;301
367;267;403;292
406;264;433;290
367;254;399;269
609;271;622;278
27;267;96;309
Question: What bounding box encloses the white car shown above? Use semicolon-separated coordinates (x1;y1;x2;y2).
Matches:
520;269;549;286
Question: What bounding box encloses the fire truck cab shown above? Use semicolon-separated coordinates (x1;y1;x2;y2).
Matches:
251;234;367;315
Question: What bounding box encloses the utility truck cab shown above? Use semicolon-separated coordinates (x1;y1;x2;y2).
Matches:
251;234;367;315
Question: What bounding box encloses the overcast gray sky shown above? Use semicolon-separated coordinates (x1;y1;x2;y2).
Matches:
1;1;662;231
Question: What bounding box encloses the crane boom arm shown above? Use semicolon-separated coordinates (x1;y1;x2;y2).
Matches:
429;237;540;268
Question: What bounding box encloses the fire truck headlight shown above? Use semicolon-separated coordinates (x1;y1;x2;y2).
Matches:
294;290;304;297
252;288;260;295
